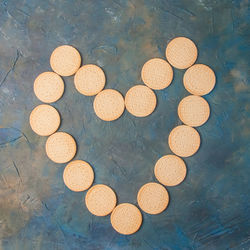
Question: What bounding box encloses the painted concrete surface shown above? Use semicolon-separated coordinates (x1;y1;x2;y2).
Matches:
0;0;249;249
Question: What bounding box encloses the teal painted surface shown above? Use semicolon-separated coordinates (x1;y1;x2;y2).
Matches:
0;0;249;249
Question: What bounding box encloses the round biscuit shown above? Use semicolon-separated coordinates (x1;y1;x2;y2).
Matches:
111;203;142;235
93;89;125;121
50;45;81;76
33;72;64;103
85;184;117;216
29;104;60;136
46;132;77;163
74;64;105;96
141;58;173;90
166;37;197;69
137;182;169;215
63;160;94;192
154;155;187;186
168;125;200;157
183;64;216;96
178;95;210;127
125;85;157;117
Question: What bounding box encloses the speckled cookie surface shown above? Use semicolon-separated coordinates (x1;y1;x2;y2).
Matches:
50;45;81;76
166;37;197;69
141;58;173;90
85;184;117;216
168;125;200;157
74;64;106;96
93;89;125;121
33;72;64;103
178;95;210;127
63;160;94;192
137;182;169;215
154;155;187;186
183;64;216;96
125;85;157;117
110;203;142;235
45;132;77;163
29;104;60;136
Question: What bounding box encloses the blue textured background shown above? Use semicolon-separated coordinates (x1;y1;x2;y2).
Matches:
0;0;249;249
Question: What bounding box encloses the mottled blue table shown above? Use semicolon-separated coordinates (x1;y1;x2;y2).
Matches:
0;0;249;249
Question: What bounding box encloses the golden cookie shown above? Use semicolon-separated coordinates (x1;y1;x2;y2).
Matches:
74;64;106;96
33;72;64;103
154;155;187;186
165;37;197;69
29;104;60;136
63;160;94;192
141;58;173;90
183;64;216;96
125;85;157;117
46;132;77;163
110;203;142;235
93;89;125;121
50;45;81;76
137;182;169;215
85;184;117;216
168;125;200;157
178;95;210;127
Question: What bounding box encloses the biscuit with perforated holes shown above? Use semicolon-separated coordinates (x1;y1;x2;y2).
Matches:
166;37;197;69
183;64;216;96
33;72;64;103
85;184;117;216
46;132;77;163
29;104;60;136
154;155;187;186
50;45;81;76
168;125;200;157
63;160;94;192
74;64;105;96
125;85;157;117
93;89;125;121
137;182;169;215
111;203;142;235
141;58;173;90
178;95;210;127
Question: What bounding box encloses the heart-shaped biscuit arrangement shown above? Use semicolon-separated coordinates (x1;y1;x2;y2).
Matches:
30;37;216;235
